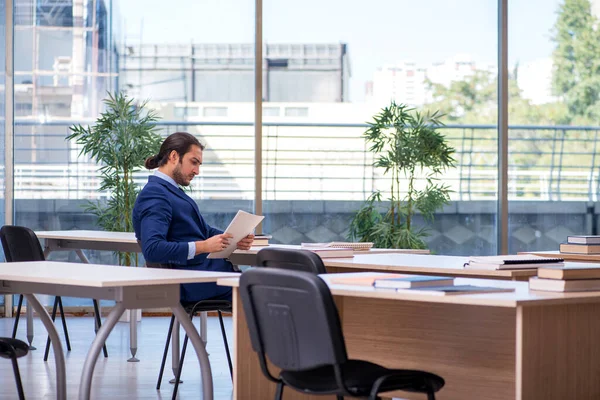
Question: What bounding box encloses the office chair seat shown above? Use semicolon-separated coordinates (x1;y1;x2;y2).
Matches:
281;359;444;396
0;338;29;359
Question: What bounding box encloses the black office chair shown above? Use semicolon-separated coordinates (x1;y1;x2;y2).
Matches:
148;261;233;400
256;247;327;274
0;225;108;361
0;337;29;399
240;268;445;400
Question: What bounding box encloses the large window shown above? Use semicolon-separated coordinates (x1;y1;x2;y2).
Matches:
12;0;118;310
11;0;256;308
508;0;598;253
262;0;498;255
117;0;256;230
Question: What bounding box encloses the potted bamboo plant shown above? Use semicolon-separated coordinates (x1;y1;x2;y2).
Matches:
67;92;163;266
349;101;456;249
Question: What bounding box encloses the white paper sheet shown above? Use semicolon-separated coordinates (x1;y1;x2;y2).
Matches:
207;210;264;259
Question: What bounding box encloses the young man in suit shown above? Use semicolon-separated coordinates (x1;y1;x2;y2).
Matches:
133;131;253;302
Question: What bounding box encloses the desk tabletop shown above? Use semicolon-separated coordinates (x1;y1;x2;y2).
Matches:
230;244;431;255
35;232;432;255
322;253;538;278
0;261;237;287
521;250;600;263
218;272;600;308
36;230;138;244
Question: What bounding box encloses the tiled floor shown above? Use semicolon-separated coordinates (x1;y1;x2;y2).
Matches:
0;315;233;399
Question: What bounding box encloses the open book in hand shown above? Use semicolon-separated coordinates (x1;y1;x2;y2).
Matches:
464;254;564;270
207;210;264;259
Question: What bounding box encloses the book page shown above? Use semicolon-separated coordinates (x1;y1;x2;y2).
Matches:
207;210;264;259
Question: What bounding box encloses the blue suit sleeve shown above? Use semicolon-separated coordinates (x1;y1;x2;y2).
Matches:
136;186;189;265
207;225;224;237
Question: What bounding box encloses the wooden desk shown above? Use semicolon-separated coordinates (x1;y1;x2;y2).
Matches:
323;253;537;281
232;250;536;281
0;261;236;400
228;244;430;266
219;274;600;400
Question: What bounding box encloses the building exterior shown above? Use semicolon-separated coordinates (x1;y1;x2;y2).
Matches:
118;43;350;104
13;0;117;120
366;55;496;107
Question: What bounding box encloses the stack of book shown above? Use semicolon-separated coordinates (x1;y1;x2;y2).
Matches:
560;235;600;254
251;234;272;247
529;264;600;292
464;254;564;270
329;272;515;296
305;247;354;258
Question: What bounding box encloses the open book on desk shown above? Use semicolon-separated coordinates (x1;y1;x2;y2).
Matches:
464;254;564;270
207;210;264;259
301;242;373;251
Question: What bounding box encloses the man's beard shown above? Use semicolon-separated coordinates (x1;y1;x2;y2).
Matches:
172;164;190;186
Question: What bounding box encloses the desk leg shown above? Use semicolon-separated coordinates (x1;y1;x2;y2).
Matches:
26;302;35;350
170;319;181;383
24;294;66;400
200;311;208;346
128;312;139;362
79;302;126;400
171;304;213;400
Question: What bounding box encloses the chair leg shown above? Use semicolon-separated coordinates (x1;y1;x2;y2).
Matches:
43;296;60;361
93;299;109;358
427;390;436;400
217;310;233;380
336;396;344;400
10;356;26;400
12;295;24;339
274;381;284;400
172;334;189;400
56;297;71;351
171;308;198;400
156;314;176;390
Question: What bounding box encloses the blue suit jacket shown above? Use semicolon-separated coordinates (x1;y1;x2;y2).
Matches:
132;175;234;302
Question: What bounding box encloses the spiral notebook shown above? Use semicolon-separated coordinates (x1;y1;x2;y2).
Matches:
464;255;564;270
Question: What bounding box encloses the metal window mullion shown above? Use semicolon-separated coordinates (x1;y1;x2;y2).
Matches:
254;0;263;230
4;0;14;317
497;0;509;255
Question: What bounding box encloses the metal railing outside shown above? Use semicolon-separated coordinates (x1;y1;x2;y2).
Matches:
12;120;600;202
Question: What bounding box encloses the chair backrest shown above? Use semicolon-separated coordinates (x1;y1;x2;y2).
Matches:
0;225;46;262
256;248;327;274
240;267;348;372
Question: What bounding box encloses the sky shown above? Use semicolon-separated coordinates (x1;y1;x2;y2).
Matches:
115;0;563;102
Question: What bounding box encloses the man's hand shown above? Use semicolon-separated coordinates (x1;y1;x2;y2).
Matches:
236;234;255;250
196;233;233;254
